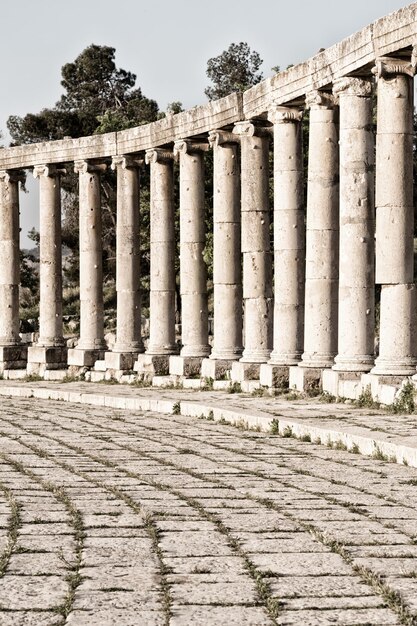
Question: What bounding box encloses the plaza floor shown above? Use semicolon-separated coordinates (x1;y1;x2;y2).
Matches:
0;383;416;624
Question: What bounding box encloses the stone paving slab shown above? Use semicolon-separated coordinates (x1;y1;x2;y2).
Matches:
1;389;417;622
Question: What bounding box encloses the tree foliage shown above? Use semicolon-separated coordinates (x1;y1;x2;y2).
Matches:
7;44;159;144
204;42;263;100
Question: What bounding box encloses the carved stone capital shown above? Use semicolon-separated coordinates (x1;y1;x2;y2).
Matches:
145;148;175;165
373;57;416;79
305;90;337;110
33;164;66;179
269;106;303;124
333;77;374;97
173;139;209;156
74;160;107;175
208;130;240;147
111;155;144;171
0;169;26;185
233;121;271;137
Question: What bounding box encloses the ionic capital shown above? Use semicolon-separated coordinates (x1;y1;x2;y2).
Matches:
33;164;66;179
208;130;240;147
269;106;303;124
74;160;107;175
233;120;271;138
173;139;209;156
373;57;416;79
145;148;175;164
0;169;26;185
333;77;374;98
111;155;144;171
305;90;337;110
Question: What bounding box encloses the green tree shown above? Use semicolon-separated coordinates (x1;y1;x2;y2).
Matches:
205;42;263;100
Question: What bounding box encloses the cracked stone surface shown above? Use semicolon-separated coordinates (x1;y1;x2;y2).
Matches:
0;397;417;624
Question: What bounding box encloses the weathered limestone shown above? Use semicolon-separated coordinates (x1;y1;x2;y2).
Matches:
260;107;305;388
174;140;210;364
105;156;144;372
231;121;272;384
0;170;27;371
373;57;417;375
135;148;177;377
202;129;242;379
28;165;67;373
68;160;107;367
332;77;375;373
300;92;339;367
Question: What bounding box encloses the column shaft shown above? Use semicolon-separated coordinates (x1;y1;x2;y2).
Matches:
0;171;23;345
35;166;64;347
75;161;107;351
175;141;210;357
146;149;177;355
113;157;144;353
301;92;339;368
234;123;272;363
210;134;243;360
269;109;305;365
372;57;417;374
333;78;375;372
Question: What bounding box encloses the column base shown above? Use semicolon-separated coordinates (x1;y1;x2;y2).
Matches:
180;345;211;358
209;348;242;361
104;351;140;372
67;348;105;368
289;366;322;394
134;354;170;376
333;354;374;373
112;342;145;354
27;346;68;374
146;344;179;356
300;353;336;369
371;357;417;377
169;355;203;377
268;352;302;366
231;361;261;383
0;346;28;371
240;350;271;364
201;358;233;381
259;364;289;389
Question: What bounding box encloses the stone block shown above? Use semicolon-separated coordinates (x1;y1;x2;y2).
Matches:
152;375;180;388
43;370;69;382
0;346;28;369
67;349;104;368
289;366;322;393
27;346;67;368
241;380;261;393
134;354;169;376
183;378;205;390
3;370;27;380
169;355;202;377
94;360;107;372
231;361;261;382
213;380;232;391
201;358;232;380
322;370;362;399
104;352;137;372
89;371;106;383
259;364;289;388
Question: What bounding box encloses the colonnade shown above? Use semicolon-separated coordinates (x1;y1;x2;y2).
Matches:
0;58;416;392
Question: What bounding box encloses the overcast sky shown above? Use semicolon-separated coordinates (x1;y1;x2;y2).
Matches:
0;0;411;246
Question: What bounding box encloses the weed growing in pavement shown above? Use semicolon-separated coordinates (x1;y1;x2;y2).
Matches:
251;387;267;397
282;425;293;438
172;402;181;415
390;381;416;415
269;419;280;435
202;377;214;390
357;386;380;409
334;439;348;451
227;382;242;394
350;443;360;454
299;433;311;443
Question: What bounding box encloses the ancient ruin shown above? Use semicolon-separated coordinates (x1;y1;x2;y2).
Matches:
1;4;417;404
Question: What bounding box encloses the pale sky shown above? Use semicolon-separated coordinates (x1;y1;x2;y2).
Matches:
0;0;411;246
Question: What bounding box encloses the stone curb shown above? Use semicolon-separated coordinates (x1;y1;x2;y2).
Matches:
0;384;416;468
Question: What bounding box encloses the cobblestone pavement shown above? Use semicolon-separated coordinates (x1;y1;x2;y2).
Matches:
1;398;417;624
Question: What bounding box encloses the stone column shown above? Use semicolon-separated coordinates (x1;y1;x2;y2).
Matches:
201;130;242;380
136;148;177;377
372;57;417;375
0;170;27;372
332;77;375;373
169;140;210;377
231;121;272;383
261;107;305;389
292;91;339;389
68;160;107;368
105;156;144;373
28;165;67;374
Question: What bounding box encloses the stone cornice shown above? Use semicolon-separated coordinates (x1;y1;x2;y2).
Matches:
33;164;66;178
373;56;417;79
